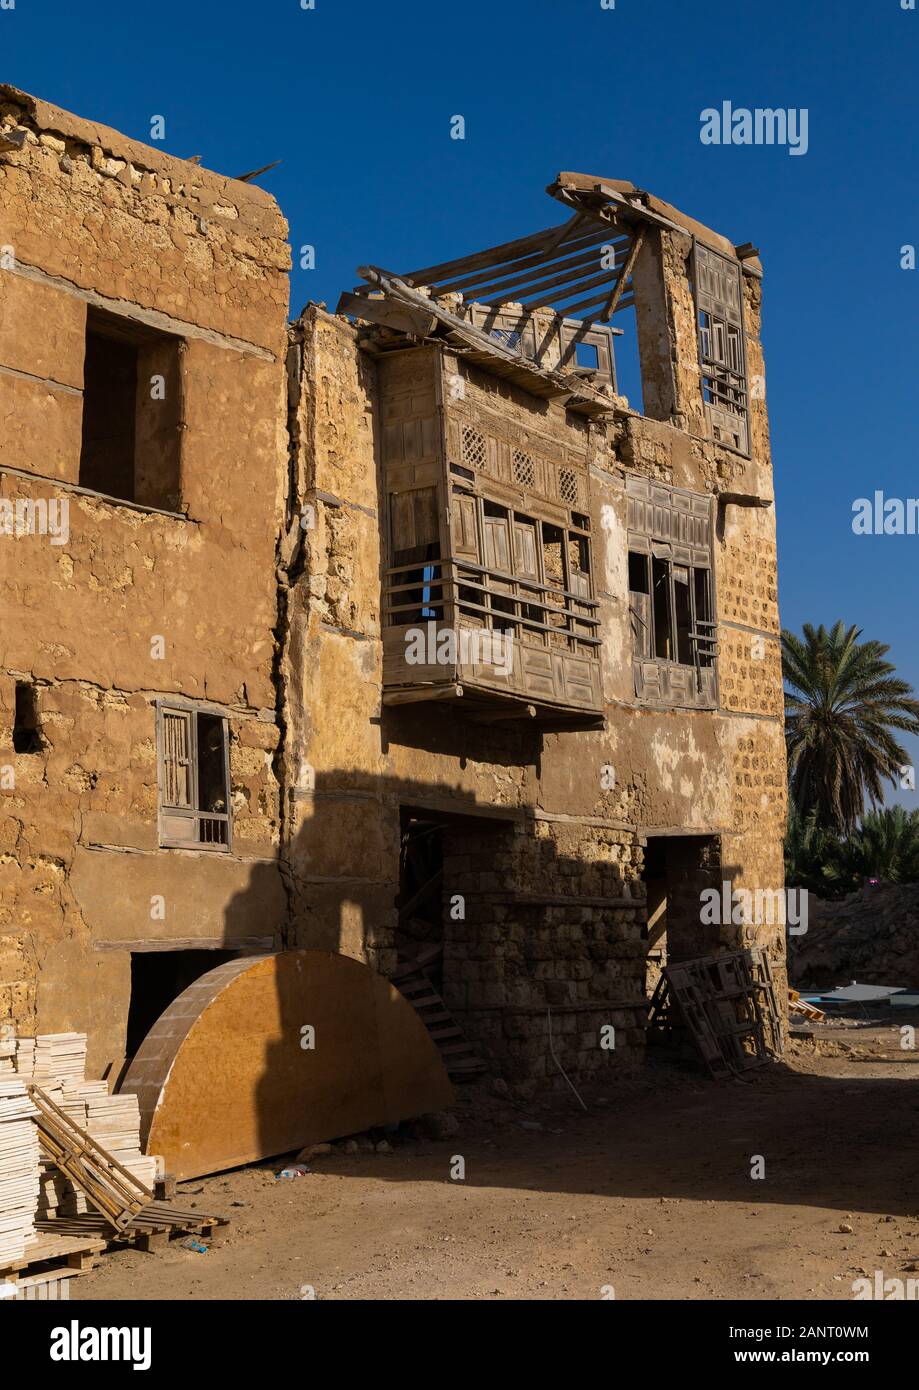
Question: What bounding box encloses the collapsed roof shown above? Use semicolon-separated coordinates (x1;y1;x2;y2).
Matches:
338;172;759;416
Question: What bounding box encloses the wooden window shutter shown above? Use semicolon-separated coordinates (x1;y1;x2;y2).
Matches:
161;709;193;808
158;707;198;845
483;509;511;573
390;486;438;553
451;492;479;560
692;241;749;455
512;519;539;580
630;591;651;660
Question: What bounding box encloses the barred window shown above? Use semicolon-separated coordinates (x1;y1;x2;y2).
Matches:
158;705;231;849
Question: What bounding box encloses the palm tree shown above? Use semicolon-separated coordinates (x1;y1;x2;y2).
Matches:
784;803;843;894
834;806;919;885
782;621;919;833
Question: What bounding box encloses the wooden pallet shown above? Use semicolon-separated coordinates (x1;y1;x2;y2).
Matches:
1;1227;106;1291
653;949;784;1080
35;1201;230;1253
29;1084;153;1230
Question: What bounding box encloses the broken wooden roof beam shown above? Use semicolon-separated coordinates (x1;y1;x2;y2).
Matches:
389;214;639;327
433;231;625;303
341;267;620;415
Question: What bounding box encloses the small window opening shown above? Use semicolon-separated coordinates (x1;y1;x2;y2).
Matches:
652;557;672;660
13;682;42;754
574;340;600;371
159;707;231;849
673;565;693;665
542;523;569;647
568;535;590;577
628;551;650;593
389;485;443;624
197;714;229;817
628;552;652;658
79;307;183;510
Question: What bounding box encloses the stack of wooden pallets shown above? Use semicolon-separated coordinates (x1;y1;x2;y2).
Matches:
0;1078;40;1265
4;1034;158;1206
0;1032;230;1293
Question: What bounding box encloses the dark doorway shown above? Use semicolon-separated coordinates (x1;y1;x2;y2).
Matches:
125;948;240;1062
396;812;445;991
642;834;722;996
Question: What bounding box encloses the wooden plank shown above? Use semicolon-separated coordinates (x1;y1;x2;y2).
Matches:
338;290;438;338
599;227;645;321
400;219;607;286
447;235;627;304
434;227;615;297
136;1230;169;1253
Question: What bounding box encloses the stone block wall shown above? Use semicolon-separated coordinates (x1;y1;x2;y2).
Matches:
442;819;647;1091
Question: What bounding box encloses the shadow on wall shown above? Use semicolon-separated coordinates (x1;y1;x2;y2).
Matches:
143;762;783;1179
191;796;913;1224
225;762;765;1170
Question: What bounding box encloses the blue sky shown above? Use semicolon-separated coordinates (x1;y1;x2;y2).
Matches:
4;0;919;802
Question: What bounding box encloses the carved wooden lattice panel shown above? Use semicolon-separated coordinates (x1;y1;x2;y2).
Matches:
693;242;749;456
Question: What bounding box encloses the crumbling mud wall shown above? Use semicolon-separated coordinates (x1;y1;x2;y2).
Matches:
0;87;291;1074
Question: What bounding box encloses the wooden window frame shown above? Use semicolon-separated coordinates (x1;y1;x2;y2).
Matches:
692;242;750;457
629;551;715;672
156;701;232;852
625;475;719;708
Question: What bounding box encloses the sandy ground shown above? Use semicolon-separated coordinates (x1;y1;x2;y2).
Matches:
73;1027;919;1302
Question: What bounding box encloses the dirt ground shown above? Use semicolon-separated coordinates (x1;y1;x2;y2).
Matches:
74;1026;919;1302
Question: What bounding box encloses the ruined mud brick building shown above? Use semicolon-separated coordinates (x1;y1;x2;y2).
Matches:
1;86;787;1094
0;87;289;1075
